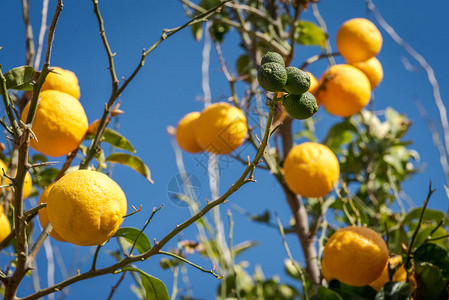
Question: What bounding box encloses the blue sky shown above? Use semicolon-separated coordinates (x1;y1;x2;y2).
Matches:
1;0;449;299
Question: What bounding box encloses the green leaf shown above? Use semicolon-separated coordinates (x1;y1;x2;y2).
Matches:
415;262;448;300
402;208;445;226
324;121;357;153
294;21;326;47
114;227;151;254
2;65;35;91
232;240;258;257
121;267;170;300
249;210;270;223
191;22;203;41
375;282;412;300
414;243;449;278
284;259;303;281
310;286;343;300
328;280;377;300
106;153;153;183
85;128;136;153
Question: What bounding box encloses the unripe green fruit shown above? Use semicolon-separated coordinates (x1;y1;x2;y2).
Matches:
257;62;287;92
261;51;285;67
282;92;318;120
284;66;311;95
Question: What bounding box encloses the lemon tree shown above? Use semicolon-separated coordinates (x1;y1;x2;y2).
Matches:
0;1;448;300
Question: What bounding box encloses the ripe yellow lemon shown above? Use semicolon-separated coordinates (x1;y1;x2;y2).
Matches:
47;170;127;246
336;18;382;63
41;67;81;99
5;171;32;200
195;103;247;154
86;119;101;136
0;159;7;176
322;226;389;287
349;57;383;89
283;142;339;198
21;90;88;157
316;64;371;117
0;212;11;243
1;160;33;200
369;255;407;291
305;71;319;95
176;112;203;153
37;183;65;242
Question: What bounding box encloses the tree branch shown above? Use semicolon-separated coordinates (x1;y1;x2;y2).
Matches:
20;97;278;300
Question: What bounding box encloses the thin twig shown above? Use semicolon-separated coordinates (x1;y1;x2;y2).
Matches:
80;0;231;170
3;2;64;298
275;213;308;300
21;96;278;300
34;0;50;69
300;52;340;70
311;3;335;66
128;205;163;256
21;0;35;65
405;182;435;280
159;250;222;279
367;0;449;184
106;271;126;300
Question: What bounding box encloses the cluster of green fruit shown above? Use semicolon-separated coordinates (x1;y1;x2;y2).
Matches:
257;52;318;120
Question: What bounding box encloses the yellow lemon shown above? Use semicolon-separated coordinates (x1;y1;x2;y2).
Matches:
322;226;389;287
41;67;81;99
305;71;319;95
37;183;65;242
21;90;88;157
369;255;407;291
195;103;247;154
0;212;11;243
175;112;203;153
349;57;383;89
1;160;33;200
283;142;339;198
336;18;382;63
316;64;371;117
47;170;127;246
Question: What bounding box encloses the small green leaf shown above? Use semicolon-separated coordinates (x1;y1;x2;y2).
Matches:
328;280;377;300
2;65;35;91
284;259;303;281
375;282;412;300
249;210;270;223
415;262;448;299
232;240;258;257
85;128;135;153
310;286;343;300
106;153;153;183
294;21;326;47
324;120;357;153
402;208;445;226
114;227;151;254
191;22;203;41
414;243;449;278
121;267;170;300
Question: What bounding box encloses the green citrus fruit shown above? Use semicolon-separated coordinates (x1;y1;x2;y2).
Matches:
282;92;318;120
261;51;285;67
257;62;287;92
284;66;311;95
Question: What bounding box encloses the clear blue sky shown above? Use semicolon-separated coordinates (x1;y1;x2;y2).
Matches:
1;0;449;299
